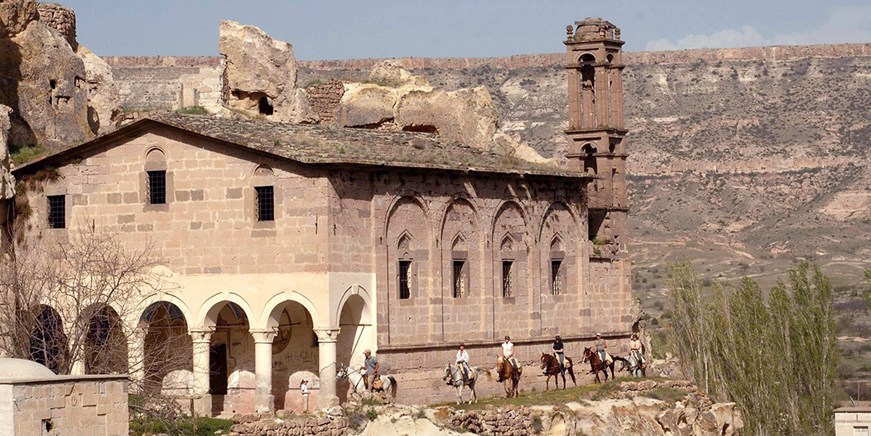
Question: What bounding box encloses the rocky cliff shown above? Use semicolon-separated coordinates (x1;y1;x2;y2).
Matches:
0;0;119;153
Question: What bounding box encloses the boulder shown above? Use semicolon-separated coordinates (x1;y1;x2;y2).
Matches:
396;87;498;146
76;45;121;135
0;104;14;199
335;83;396;127
336;61;548;163
219;20;317;123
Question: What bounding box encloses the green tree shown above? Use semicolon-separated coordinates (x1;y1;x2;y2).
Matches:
666;261;839;435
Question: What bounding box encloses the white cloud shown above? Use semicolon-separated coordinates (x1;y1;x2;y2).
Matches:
644;5;871;51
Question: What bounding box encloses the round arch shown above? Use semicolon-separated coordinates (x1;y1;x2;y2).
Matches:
258;291;321;331
196;291;257;329
135;293;194;330
334;285;373;327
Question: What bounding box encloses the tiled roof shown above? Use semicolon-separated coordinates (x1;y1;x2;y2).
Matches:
14;113;590;179
149;113;587;178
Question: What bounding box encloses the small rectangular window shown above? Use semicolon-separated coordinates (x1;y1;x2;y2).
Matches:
452;260;466;298
502;261;513;298
147;170;166;204
855;426;869;436
255;186;274;221
47;195;65;229
399;260;412;299
551;259;563;295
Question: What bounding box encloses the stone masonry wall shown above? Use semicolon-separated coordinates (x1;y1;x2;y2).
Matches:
103;57;224;112
21;126;331;276
8;377;128;436
37;3;77;48
305;80;344;124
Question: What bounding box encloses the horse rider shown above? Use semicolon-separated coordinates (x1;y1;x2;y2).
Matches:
498;335;518;382
552;335;565;372
629;333;645;366
362;349;379;392
455;343;471;383
594;333;608;364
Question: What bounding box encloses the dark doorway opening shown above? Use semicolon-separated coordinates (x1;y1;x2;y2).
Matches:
209;343;228;395
258;96;274;115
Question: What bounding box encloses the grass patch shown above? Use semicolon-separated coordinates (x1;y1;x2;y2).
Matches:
177;106;208;115
640;387;688;403
10;143;44;165
129;416;233;436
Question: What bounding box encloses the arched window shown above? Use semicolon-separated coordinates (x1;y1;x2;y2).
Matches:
550;236;565;295
145;148;168;205
397;233;414;299
451;234;469;298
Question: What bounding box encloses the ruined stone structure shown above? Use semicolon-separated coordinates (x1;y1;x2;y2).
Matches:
8;18;634;412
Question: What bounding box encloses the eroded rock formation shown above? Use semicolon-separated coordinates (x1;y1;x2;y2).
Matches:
337;60;547;162
219;20;316;123
0;0;119;152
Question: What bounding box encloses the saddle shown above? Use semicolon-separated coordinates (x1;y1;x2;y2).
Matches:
372;377;383;390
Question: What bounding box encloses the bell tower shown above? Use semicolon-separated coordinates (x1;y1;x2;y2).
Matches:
564;18;628;255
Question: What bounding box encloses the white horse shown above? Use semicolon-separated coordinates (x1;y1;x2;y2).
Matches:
442;363;485;404
617;352;646;377
336;363;397;399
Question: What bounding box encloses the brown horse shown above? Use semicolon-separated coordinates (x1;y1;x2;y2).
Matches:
540;353;576;390
582;347;615;383
495;357;522;398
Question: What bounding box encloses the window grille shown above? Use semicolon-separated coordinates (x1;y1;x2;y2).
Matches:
502;260;513;298
147;170;166;204
399;260;411;299
47;195;65;229
551;259;563;295
453;260;466;298
255;186;274;221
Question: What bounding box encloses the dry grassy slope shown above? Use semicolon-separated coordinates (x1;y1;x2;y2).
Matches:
302;48;871;296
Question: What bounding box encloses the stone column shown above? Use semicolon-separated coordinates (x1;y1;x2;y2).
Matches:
127;327;147;394
314;328;340;409
251;329;276;413
190;329;212;416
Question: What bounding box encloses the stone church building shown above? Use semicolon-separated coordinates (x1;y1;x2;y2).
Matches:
8;19;634;412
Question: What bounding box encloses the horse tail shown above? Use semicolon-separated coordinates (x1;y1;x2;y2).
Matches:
479;368;492;381
388;375;397;398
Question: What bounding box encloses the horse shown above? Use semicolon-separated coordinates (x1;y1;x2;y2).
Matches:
495;357;522;398
442;363;487;404
582;347;615;383
539;353;576;390
617;351;647;377
336;363;397;399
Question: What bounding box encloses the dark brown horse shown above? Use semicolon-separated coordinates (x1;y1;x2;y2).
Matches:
582;347;615;383
540;353;576;390
495;357;522;398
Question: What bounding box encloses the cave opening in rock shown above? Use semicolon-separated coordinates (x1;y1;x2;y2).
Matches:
402;124;438;134
258;96;274;115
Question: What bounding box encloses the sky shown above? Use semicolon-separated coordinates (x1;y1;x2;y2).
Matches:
60;0;871;60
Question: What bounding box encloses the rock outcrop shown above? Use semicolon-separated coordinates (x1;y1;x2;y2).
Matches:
0;0;120;153
76;45;121;135
0;104;14;199
219;20;316;123
336;60;547;162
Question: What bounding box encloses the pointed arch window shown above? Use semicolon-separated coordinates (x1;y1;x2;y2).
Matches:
451;234;469;298
398;234;414;300
550;236;565;295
